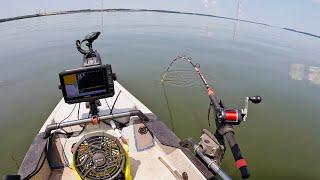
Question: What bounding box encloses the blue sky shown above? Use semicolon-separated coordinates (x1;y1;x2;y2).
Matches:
2;0;320;35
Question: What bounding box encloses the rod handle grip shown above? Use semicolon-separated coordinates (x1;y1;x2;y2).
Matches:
225;132;250;179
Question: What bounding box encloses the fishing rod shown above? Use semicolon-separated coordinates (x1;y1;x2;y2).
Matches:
162;55;262;179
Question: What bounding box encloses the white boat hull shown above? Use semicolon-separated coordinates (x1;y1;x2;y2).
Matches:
18;81;212;180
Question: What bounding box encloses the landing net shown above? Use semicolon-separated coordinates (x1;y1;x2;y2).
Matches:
161;55;214;87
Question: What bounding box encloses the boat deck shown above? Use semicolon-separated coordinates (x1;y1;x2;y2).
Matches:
20;81;208;180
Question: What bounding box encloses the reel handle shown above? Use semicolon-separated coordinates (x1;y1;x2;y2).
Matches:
249;96;262;104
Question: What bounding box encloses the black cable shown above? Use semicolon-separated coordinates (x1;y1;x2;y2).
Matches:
74;102;86;136
104;91;123;126
71;125;86;137
50;104;78;168
50;104;77;138
24;103;79;178
102;99;113;126
59;128;69;135
53;124;85;138
77;102;80;120
24;104;79;179
54;104;77;134
53;131;73;137
110;90;122;114
105;98;111;110
53;103;83;138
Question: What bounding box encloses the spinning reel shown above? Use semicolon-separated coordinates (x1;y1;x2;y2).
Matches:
216;95;262;125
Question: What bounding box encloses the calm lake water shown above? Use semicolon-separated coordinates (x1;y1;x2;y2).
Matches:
0;12;319;179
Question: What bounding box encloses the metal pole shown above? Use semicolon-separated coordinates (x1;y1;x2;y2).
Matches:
194;145;232;180
44;110;140;138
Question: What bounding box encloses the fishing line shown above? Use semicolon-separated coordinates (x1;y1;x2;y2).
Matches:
161;83;175;131
162;69;200;87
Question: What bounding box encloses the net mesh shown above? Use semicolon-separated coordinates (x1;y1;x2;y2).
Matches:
161;56;214;87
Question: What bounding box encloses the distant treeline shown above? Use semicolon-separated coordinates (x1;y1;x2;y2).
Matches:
283;28;320;39
0;14;40;23
0;8;271;26
0;8;319;39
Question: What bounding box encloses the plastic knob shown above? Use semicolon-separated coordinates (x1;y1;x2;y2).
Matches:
249;96;262;104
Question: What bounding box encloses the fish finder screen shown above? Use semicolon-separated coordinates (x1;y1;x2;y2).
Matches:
64;70;106;98
60;65;114;103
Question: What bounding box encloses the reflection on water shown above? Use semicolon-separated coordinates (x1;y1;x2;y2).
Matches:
95;0;104;33
233;0;242;40
200;23;212;37
289;63;320;85
203;0;242;40
203;0;218;10
0;81;6;88
289;63;304;80
308;66;320;85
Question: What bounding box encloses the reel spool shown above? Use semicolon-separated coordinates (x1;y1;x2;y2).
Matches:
72;133;126;180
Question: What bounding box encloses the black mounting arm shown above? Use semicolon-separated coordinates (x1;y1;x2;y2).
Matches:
76;32;101;55
76;32;102;67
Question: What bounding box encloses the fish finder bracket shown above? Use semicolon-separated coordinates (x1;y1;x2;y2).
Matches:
59;32;116;116
76;32;102;67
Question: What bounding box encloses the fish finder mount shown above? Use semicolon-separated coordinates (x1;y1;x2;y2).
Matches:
77;32;102;116
59;32;116;117
76;32;102;67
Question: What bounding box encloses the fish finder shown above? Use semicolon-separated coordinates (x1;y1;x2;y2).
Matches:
59;32;116;115
59;65;115;104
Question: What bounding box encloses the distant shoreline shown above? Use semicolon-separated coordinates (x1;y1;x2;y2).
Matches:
283;28;320;38
0;8;319;39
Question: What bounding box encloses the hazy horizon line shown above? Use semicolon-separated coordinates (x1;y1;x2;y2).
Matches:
0;8;319;39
